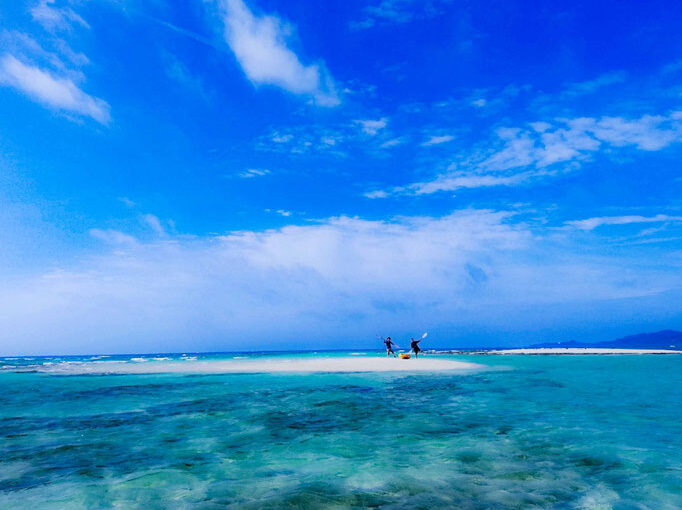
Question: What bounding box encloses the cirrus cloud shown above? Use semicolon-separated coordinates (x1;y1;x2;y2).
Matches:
0;54;110;124
422;134;454;146
355;118;388;135
566;214;682;231
31;0;90;32
218;0;339;106
368;110;682;197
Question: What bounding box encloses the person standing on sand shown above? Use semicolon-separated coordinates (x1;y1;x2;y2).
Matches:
383;337;398;357
410;337;423;358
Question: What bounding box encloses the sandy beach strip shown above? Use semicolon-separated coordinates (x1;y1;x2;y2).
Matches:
34;357;483;375
485;348;682;355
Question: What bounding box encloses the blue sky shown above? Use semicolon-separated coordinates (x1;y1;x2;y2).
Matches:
1;0;682;354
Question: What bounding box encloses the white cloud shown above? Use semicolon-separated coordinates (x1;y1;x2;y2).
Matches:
31;0;90;32
363;189;390;199
219;0;339;106
561;72;627;98
355;118;388;135
118;197;137;208
482;113;682;171
370;111;682;197
54;38;89;67
566;214;682;231
1;31;87;84
163;53;209;98
259;126;352;156
1;8;100;122
261;122;399;156
408;171;539;195
0;54;110;124
422;134;454;146
351;0;452;30
265;208;293;216
380;137;404;148
585;115;680;151
142;214;167;236
3;209;680;354
271;132;293;143
90;229;137;246
239;168;271;178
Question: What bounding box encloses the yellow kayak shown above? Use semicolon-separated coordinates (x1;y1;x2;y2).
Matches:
399;353;411;359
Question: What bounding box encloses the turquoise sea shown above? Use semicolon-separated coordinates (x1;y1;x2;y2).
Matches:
1;352;681;509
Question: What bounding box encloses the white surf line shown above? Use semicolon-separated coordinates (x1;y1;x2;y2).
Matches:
487;348;682;355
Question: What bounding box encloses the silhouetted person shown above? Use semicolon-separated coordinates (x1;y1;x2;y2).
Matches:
410;338;423;358
383;337;398;357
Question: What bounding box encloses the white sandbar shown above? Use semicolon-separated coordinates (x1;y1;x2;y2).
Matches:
487;348;682;355
37;357;483;374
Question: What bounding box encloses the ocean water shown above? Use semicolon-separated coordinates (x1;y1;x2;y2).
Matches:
1;353;681;509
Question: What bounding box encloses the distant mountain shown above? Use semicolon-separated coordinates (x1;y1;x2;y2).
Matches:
528;330;682;350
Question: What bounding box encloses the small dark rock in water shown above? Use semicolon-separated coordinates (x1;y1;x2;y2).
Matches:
457;450;483;464
496;425;513;435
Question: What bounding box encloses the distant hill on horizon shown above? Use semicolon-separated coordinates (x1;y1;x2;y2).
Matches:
527;330;682;350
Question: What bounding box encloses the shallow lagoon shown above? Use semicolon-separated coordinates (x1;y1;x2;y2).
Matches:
1;353;681;509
